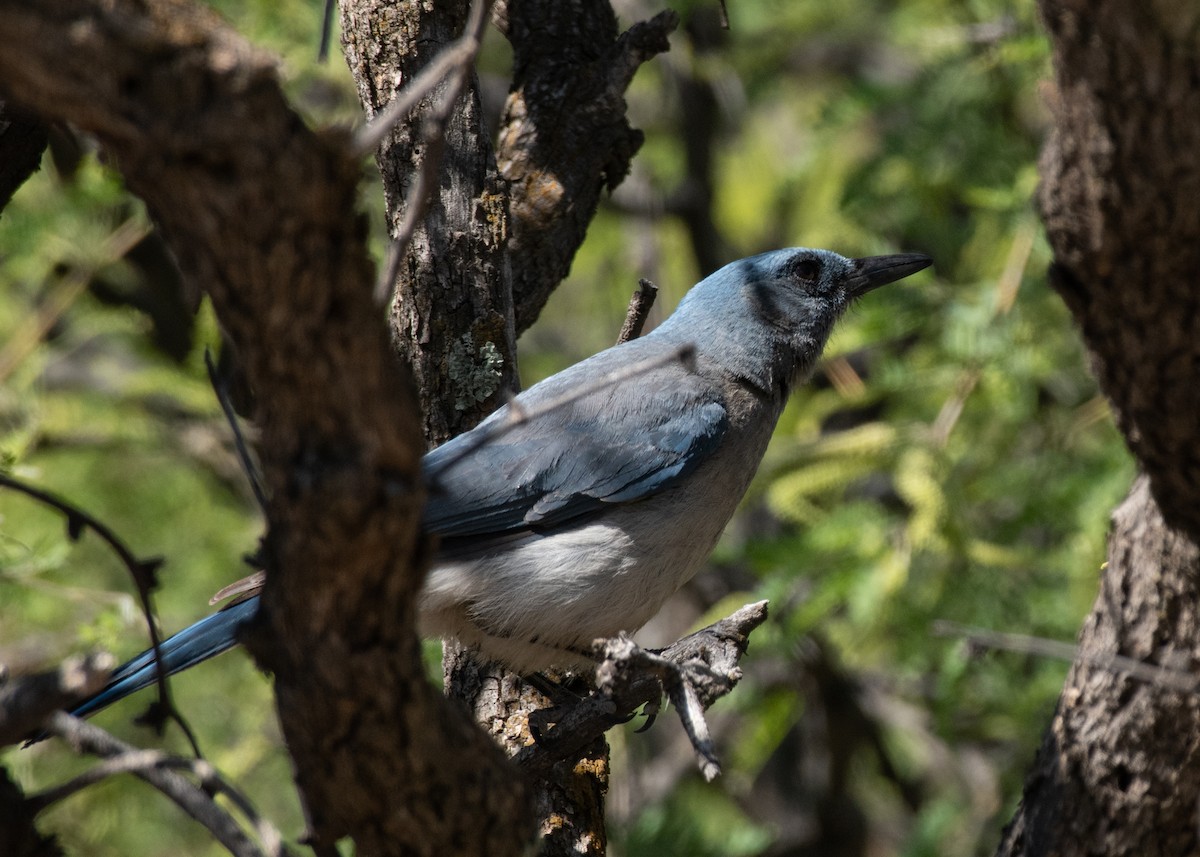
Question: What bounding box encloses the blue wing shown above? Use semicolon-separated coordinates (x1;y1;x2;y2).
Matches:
423;338;728;540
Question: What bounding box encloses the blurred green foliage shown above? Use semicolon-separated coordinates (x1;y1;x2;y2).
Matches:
0;0;1132;855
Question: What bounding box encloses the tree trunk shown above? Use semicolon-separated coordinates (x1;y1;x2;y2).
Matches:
338;2;673;853
999;1;1200;853
341;0;518;445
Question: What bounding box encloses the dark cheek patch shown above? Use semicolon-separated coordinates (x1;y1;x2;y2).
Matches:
747;281;789;330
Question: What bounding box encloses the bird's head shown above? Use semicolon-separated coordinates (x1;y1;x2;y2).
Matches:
660;247;932;393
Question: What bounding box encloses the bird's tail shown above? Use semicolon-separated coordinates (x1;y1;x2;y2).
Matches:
68;596;261;720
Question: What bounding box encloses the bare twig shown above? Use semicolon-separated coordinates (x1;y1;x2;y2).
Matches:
29;748;181;807
929;367;980;446
360;0;496;304
205;349;268;513
317;0;335;62
933;620;1200;694
425;343;696;481
821;355;867;399
38;712;291;857
352;0;492;157
668;671;721;780
0;653;115;747
372;81;458;304
514;600;768;779
929;222;1030;446
0;473;200;756
370;0;495;304
616;278;659;344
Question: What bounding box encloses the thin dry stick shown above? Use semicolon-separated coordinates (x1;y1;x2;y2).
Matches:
366;0;494;304
372;83;458;304
29;749;180;807
616;278;659;344
668;675;720;781
933;620;1200;694
516;602;767;780
424;343;696;480
205;349;268;512
317;0;335;62
628;641;732;780
929;221;1032;446
352;0;492;157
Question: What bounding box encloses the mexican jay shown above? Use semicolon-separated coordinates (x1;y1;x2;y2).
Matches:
68;247;931;718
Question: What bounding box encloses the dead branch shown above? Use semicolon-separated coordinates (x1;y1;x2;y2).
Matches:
616;278;659;344
495;1;679;333
514;600;768;780
39;712;288;857
934;619;1200;695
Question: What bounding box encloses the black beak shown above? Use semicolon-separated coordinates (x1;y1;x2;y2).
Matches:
847;253;933;298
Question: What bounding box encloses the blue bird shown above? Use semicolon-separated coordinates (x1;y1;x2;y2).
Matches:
67;248;931;720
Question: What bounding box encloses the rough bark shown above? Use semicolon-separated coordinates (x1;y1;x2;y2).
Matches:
1000;478;1200;856
1035;3;1200;538
0;1;530;854
341;0;517;445
494;0;677;333
998;2;1200;853
445;652;611;856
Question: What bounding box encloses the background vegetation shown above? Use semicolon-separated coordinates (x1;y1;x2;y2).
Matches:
0;0;1132;854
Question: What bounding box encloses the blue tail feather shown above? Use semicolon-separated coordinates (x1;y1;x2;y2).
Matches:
68;596;261;719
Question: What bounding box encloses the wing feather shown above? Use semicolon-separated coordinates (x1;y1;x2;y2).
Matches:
423;339;727;540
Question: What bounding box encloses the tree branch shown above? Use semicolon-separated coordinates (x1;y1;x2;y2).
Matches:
515;601;769;780
0;0;530;852
40;713;284;857
0;471;198;752
495;1;678;333
1036;0;1200;539
616;278;659;344
342;0;518;444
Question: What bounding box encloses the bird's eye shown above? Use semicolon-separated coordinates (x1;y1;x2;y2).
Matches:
789;257;821;283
